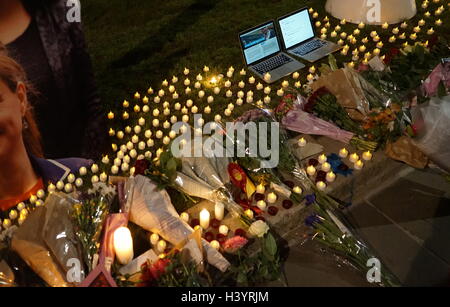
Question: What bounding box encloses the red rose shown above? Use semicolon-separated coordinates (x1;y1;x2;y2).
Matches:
134;159;150;176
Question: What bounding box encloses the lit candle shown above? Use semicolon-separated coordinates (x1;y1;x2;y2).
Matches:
249;76;256;84
245;209;254;219
184;68;189;75
219;225;229;236
382;22;389;29
326;171;336;183
418;19;426;26
436;19;442;26
307;74;315;81
277;89;284;96
150;233;159;245
264;73;271;82
267;192;277;204
318;154;327;164
339;148;348;158
224;80;231;87
298;137;307;147
210;240;220;250
349;153;359;163
157;240;167;253
354;160;364;170
256;200;267;211
321;162;331;172
362;151;373;161
316;181;327;191
200;209;211;229
281;80;289;88
256;183;266;194
293;186;302;194
307;165;316;176
113;227;134;265
427;27;435;35
292;71;300;79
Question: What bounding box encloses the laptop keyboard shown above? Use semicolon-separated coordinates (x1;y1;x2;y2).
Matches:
252;53;293;75
292;39;326;56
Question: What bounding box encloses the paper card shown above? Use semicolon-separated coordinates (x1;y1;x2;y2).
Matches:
119;249;158;276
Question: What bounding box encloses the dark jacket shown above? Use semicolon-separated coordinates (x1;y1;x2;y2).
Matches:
30;155;93;184
22;0;107;159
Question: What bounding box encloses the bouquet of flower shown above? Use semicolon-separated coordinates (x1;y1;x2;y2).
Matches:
278;94;377;151
72;182;116;272
304;197;400;287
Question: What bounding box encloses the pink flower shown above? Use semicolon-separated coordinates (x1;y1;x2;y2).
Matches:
222;236;248;254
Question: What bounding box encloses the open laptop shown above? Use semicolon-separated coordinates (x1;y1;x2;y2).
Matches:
238;20;305;84
277;7;342;63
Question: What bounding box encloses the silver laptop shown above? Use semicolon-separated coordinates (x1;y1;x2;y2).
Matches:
238;21;305;84
278;7;342;63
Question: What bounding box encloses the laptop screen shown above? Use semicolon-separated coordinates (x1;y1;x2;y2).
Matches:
239;22;281;65
279;8;315;49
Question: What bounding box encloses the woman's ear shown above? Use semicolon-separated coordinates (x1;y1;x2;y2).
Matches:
16;81;28;116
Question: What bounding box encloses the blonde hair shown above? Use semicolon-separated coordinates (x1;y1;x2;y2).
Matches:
0;44;43;158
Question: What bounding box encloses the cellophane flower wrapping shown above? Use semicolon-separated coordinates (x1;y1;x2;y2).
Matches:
125;175;231;272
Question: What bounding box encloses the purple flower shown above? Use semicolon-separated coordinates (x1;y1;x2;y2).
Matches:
305;214;321;228
305;194;316;206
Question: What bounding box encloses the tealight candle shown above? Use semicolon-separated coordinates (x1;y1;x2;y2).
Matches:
339;148;348;158
427;28;435;35
264;86;271;94
349;153;359;163
436;19;442;26
321;162;331;172
240;69;246;75
382;22;389;29
281;80;289;88
318;154;327;164
210;240;220;250
298;137;307;147
219;225;229;236
267;192;277;204
354;160;364;170
184;68;189;75
316;181;327;191
200;209;210;229
256;183;266;194
362;151;373;161
150;233;160;245
293;186;302;194
256;200;267;211
157;240;167;253
292;71;300;79
307;165;316;176
113;227;134;265
326;171;336;182
277;89;284;96
264;73;271;82
180;212;189;223
307;74;315;81
245;209;254;219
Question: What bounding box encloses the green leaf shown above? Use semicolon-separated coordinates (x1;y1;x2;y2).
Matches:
264;233;277;257
237;272;248;285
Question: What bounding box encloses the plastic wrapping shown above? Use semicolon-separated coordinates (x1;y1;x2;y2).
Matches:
0;260;15;287
125;175;230;272
72;183;115;272
11;196;69;286
411;95;450;172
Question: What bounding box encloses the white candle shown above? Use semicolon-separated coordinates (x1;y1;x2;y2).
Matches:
293;186;302;194
354;160;364;170
326;171;336;183
349;153;359;163
316;181;327;191
200;209;210;229
245;209;254;219
219;225;229;236
318;154;327;164
339;148;348;158
362;151;373;161
307;165;316;176
157;240;167;253
321;162;331;172
210;240;220;250
113;227;134;265
215;203;224;221
298;137;307;147
256;200;267;211
267;192;277;204
264;73;271;82
256;184;265;194
150;233;159;245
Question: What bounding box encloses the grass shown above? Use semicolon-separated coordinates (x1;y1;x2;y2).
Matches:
83;0;449;113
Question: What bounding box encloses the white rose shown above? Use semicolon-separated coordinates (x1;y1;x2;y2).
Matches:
248;220;270;238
